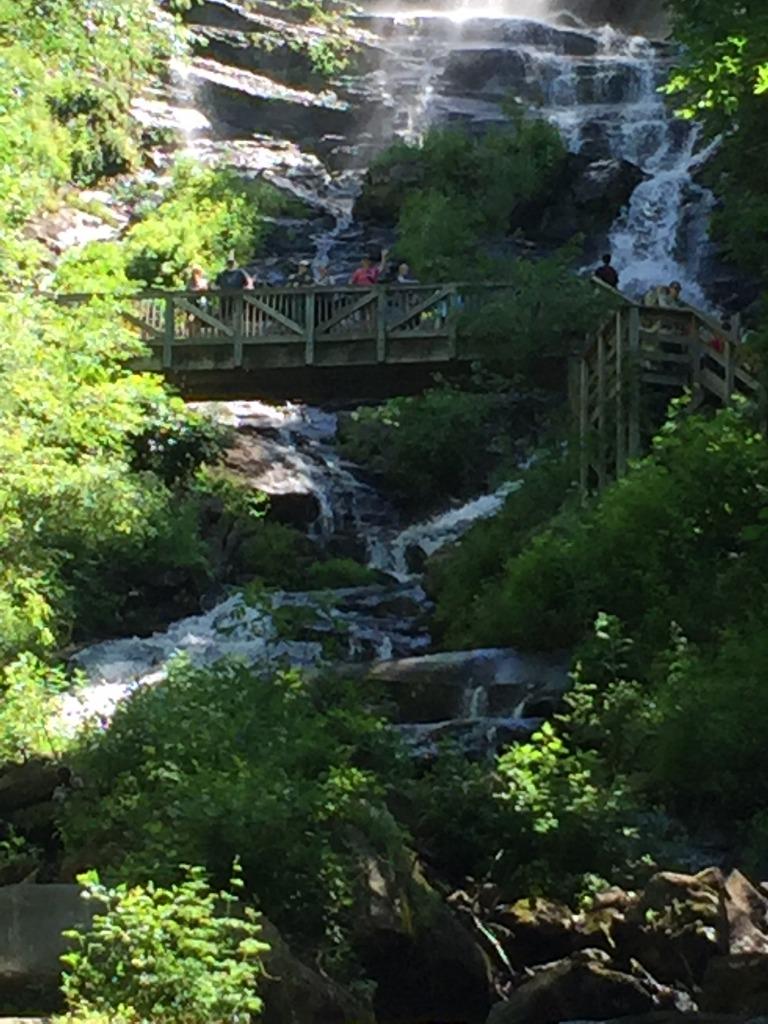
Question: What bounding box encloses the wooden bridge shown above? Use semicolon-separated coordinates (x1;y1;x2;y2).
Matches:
59;282;510;399
571;294;759;495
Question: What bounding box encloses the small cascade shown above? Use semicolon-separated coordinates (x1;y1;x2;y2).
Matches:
369;481;521;579
64;402;525;731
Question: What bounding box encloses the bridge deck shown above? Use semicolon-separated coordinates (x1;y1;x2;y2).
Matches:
57;284;508;373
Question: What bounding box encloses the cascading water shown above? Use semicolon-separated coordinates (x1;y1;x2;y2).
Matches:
149;0;715;296
62;402;516;729
362;4;714;301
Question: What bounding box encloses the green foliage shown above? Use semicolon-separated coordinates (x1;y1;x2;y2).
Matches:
0;655;73;762
651;623;768;822
303;558;380;589
398;190;483;280
61;863;268;1024
458;248;614;371
408;716;641;900
337;384;514;511
236;522;316;587
0;0;187;282
0;294;184;659
429;445;575;647
492;721;639;896
60;661;408;972
378;118;567;277
452;406;768;654
665;2;768;285
56;162;286;291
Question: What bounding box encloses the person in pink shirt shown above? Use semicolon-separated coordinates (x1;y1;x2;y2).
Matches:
350;250;388;286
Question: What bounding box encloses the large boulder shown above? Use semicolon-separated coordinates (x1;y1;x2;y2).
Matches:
0;761;60;814
223;429;321;529
515;154;646;247
702;954;768;1016
367;648;570;725
486;950;668;1024
723;870;768;956
493;897;576;966
259;920;373;1024
350;837;492;1023
352;153;426;226
0;884;94;1013
615;869;727;985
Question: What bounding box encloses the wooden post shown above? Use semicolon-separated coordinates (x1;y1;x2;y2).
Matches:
376;287;387;363
597;327;607;491
304;290;316;365
627;305;641;459
579;356;589;501
163;296;174;368
615;311;626;479
724;340;735;405
233;294;244;367
447;285;458;359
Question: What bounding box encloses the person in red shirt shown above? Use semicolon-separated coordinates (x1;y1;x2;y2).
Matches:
350;250;388;286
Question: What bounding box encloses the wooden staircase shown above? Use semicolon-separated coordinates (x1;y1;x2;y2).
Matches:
571;296;759;495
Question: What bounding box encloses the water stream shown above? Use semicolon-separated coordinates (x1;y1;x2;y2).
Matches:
143;0;716;296
62;403;523;731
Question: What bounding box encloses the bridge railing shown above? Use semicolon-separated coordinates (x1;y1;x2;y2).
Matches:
51;283;525;370
574;291;760;495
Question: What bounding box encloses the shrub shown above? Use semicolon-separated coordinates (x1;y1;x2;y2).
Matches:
61;864;268;1024
458;406;768;656
54;161;287;292
303;558;380;589
337;384;512;511
428;444;576;647
375;117;567;269
59;662;408;972
457;248;614;371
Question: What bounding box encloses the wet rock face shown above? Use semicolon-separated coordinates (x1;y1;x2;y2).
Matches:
514;153;646;248
549;0;669;38
484;867;768;1024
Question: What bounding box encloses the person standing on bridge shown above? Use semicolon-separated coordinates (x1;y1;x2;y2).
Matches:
215;254;253;323
288;260;314;287
350;249;388;286
593;253;619;289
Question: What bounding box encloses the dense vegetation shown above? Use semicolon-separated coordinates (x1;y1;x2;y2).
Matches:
666;0;768;313
3;0;768;1016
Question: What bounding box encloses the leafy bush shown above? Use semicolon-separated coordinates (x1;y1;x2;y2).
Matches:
60;661;408;973
457;248;614;371
651;622;768;822
55;161;287;291
374;116;567;275
123;161;284;288
453;406;768;655
61;864;268;1024
0;0;187;271
303;558;381;589
429;445;575;647
337;384;513;511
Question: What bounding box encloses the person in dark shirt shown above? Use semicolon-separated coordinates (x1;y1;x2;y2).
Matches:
215;255;253;321
215;255;252;291
594;253;619;289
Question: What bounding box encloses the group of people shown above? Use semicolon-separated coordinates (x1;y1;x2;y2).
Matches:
592;252;747;356
593;253;685;309
186;250;417;301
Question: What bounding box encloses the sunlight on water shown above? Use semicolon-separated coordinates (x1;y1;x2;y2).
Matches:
380;0;553;23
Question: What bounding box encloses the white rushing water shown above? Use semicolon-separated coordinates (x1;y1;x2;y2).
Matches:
366;6;714;303
61;403;521;730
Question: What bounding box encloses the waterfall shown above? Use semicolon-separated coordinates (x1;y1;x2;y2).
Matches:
364;4;714;301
